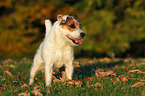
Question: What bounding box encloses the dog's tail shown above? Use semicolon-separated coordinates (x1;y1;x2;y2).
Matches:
45;19;52;37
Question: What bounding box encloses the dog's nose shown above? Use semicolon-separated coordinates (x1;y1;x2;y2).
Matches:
80;33;85;38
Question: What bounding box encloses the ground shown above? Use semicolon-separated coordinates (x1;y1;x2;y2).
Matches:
0;57;145;96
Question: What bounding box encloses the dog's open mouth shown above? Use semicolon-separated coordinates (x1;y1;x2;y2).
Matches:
66;35;82;45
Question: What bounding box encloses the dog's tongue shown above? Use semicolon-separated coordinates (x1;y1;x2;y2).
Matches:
75;39;82;44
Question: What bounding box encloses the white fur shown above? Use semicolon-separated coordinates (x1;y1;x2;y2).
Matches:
45;20;52;37
29;15;84;86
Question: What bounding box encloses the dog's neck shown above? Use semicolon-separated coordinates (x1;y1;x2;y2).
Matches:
46;21;72;49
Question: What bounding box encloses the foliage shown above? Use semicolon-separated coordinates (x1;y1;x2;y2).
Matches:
0;0;145;57
0;58;145;95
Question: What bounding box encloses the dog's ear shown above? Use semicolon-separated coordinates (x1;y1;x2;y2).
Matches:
57;15;69;24
57;15;63;23
70;14;79;21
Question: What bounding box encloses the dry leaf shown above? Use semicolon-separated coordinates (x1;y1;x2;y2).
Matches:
46;87;51;94
98;72;106;77
122;77;129;83
13;81;18;84
87;77;97;81
18;92;30;96
131;82;145;88
113;77;121;84
21;84;29;88
94;88;100;91
98;71;113;77
31;90;42;96
52;76;61;83
116;77;120;81
4;70;13;78
99;57;112;62
73;61;80;67
31;85;42;96
66;80;83;86
128;70;142;74
83;58;89;63
33;86;40;91
88;60;94;64
95;72;99;78
142;91;145;96
110;72;118;77
94;82;101;87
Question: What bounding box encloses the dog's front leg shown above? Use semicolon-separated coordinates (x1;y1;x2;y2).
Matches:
45;64;53;86
65;61;74;80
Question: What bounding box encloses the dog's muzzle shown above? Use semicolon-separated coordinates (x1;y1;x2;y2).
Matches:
66;35;82;45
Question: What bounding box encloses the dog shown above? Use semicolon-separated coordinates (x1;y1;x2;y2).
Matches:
29;14;85;86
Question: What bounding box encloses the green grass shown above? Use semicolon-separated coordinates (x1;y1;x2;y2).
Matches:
0;57;145;96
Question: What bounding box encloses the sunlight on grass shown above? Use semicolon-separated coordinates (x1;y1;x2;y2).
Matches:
0;57;145;96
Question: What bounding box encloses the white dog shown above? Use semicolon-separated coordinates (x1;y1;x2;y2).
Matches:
29;14;85;86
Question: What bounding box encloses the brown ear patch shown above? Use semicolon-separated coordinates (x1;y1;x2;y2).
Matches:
60;16;80;32
69;14;79;21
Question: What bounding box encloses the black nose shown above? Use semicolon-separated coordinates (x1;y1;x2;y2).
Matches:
80;33;85;38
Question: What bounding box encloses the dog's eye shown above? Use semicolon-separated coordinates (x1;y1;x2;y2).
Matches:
69;24;75;28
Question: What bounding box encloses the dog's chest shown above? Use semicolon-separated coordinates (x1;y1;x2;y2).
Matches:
54;48;67;68
54;47;72;68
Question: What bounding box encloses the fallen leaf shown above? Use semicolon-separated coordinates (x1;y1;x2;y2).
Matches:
31;85;42;96
88;60;94;65
52;76;61;83
128;70;142;74
122;77;129;83
46;87;51;94
9;64;16;68
13;81;18;84
4;70;13;78
94;82;101;87
116;77;120;81
83;58;89;63
87;77;97;81
18;92;30;96
0;87;3;92
95;71;99;78
142;91;145;96
99;57;112;62
33;85;40;91
73;61;80;67
98;71;113;77
21;84;29;88
66;80;83;86
38;82;44;86
131;82;145;88
110;72;118;77
94;88;100;91
113;77;121;84
98;72;106;77
31;90;42;96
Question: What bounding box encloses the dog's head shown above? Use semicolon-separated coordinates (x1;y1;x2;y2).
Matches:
57;14;85;46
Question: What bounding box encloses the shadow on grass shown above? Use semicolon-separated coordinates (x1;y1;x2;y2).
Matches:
74;61;124;78
53;61;124;80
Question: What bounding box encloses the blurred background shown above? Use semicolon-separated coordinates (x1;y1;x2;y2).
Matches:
0;0;145;58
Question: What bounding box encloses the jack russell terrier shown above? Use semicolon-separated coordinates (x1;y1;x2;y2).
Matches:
29;14;85;86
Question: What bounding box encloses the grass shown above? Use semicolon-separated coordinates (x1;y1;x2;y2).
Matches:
0;57;145;96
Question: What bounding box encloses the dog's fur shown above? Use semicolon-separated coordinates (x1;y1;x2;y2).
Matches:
29;15;85;86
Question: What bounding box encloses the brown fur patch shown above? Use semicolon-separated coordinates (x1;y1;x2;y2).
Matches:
60;16;80;32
